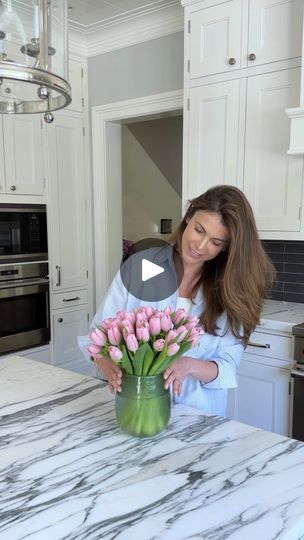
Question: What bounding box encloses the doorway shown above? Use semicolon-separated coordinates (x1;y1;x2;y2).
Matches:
91;90;183;307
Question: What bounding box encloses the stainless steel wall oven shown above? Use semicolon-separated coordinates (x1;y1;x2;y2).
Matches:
0;262;50;355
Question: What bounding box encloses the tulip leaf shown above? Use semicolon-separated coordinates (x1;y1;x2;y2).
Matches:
148;345;168;375
142;344;155;376
121;345;133;375
132;343;148;376
150;343;192;376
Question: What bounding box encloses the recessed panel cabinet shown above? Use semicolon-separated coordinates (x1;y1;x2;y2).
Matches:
189;0;242;78
227;356;290;436
46;111;88;292
188;0;303;78
244;68;303;232
0;115;44;196
186;79;241;199
52;308;90;371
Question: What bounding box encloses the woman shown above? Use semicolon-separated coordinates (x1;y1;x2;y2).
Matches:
80;185;275;416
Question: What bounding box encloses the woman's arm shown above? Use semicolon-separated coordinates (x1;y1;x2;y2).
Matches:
164;357;219;397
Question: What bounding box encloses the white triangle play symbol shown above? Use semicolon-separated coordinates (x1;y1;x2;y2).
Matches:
142;258;165;282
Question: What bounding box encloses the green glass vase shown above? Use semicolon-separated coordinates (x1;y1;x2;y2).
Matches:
115;373;171;438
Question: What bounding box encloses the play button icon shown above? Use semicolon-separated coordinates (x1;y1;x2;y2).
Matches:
142;259;164;282
120;238;182;302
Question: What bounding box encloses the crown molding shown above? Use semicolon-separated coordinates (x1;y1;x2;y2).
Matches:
68;3;183;59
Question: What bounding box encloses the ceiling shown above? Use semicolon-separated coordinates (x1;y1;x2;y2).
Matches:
67;0;179;27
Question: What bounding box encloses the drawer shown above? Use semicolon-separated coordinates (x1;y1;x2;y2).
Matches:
246;331;292;362
52;289;88;310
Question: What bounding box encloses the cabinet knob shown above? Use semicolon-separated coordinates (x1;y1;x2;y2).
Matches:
248;53;256;61
228;57;236;65
58;318;63;323
10;185;16;191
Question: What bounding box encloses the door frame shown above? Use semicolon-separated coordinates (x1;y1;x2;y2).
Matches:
91;89;183;306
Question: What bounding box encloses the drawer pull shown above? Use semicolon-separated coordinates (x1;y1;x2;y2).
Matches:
63;296;80;302
248;341;270;349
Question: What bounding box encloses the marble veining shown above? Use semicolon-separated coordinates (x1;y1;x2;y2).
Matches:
1;356;304;540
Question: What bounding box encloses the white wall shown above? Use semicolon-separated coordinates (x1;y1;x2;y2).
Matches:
88;32;183;107
122;125;182;242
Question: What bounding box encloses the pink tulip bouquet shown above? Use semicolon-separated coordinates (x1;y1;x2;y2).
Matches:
87;306;203;376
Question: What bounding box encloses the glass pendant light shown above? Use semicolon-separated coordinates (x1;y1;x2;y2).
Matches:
0;0;71;123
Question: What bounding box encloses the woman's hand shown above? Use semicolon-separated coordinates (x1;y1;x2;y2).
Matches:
163;357;193;397
163;357;219;397
93;356;122;394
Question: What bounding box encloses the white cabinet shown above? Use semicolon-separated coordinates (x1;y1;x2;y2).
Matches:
244;68;304;233
227;329;292;436
227;356;290;436
183;0;304;239
186;79;242;198
248;0;303;68
52;308;90;372
189;0;242;78
0;115;44;196
187;0;303;79
46;111;88;292
46;110;91;374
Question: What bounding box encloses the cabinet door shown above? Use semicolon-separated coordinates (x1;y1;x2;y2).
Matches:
248;0;303;67
53;308;88;366
2;115;44;195
67;58;83;113
47;112;87;291
244;68;304;232
186;80;241;199
189;0;242;78
227;358;290;436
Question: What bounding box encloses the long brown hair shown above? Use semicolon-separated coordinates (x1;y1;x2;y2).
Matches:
172;185;275;345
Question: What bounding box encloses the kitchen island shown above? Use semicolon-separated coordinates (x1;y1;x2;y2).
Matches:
1;356;304;540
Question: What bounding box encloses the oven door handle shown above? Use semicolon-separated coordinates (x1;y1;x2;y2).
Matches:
291;369;304;379
0;282;49;299
0;278;49;289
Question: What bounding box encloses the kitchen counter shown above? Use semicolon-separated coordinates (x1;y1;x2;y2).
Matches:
260;299;304;333
1;356;304;540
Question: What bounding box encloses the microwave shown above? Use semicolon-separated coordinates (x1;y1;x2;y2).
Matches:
0;204;48;263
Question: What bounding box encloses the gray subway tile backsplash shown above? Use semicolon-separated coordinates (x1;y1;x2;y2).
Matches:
263;240;304;304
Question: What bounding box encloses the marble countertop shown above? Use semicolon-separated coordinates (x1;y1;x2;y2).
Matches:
1;356;304;540
260;299;304;333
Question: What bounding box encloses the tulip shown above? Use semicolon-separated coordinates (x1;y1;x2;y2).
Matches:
173;308;187;326
125;334;139;352
149;316;161;336
125;311;136;324
116;310;127;320
165;329;178;343
175;326;188;343
136;312;147;323
167;343;180;356
108;346;123;362
161;314;172;332
136;321;150;342
87;343;102;356
101;318;115;330
163;307;173;316
89;328;107;347
145;306;155;319
153;338;165;352
121;319;134;334
108;325;122;346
